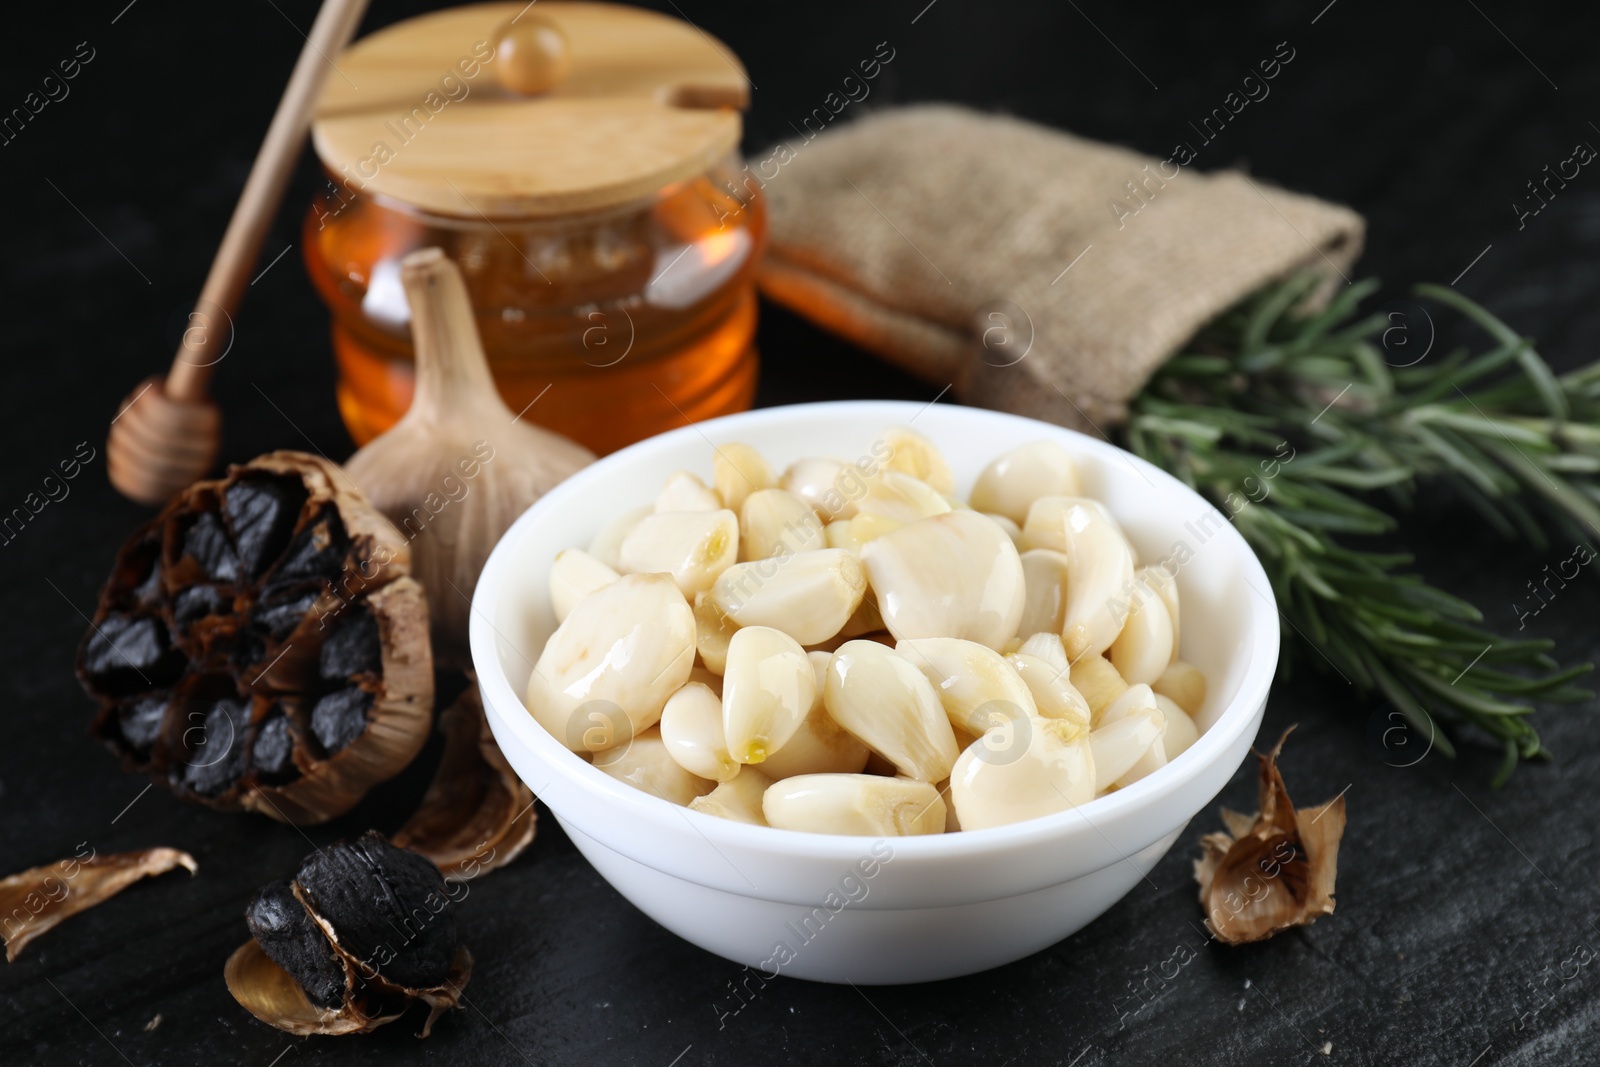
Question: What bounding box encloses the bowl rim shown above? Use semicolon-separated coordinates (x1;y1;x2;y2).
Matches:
470;399;1279;867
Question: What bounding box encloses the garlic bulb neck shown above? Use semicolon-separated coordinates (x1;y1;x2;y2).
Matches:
400;247;507;424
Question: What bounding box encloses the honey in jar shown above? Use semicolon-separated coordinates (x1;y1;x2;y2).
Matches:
305;2;763;454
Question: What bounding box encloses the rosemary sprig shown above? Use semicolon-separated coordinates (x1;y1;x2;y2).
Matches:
1124;275;1593;784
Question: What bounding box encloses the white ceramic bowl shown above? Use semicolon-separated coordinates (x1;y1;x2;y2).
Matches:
470;400;1277;984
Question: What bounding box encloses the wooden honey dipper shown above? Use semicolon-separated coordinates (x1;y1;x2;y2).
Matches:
107;0;371;505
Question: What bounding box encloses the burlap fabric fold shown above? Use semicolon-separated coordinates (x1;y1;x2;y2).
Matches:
756;105;1365;432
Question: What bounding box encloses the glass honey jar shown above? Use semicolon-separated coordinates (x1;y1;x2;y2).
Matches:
304;2;762;455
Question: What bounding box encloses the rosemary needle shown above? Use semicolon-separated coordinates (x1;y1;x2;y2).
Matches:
1124;275;1593;785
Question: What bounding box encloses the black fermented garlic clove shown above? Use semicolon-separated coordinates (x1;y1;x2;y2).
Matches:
245;881;347;1010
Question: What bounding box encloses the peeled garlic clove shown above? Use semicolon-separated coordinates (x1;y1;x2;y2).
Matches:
781;457;853;520
823;640;959;782
1138;564;1180;652
594;727;717;806
971;441;1082;525
950;717;1095;830
619;509;738;596
856;470;952;524
659;682;738;782
824;519;863;555
525;573;694;752
740;489;825;561
1153;659;1207;716
874;425;955;495
836;593;885;639
548;548;619;623
1060;501;1136;661
984;513;1025;550
1073;655;1130;723
713;443;776;515
895;637;1038;736
861;511;1025;650
722;626;815;765
762;773;946;836
1017;631;1070;674
1098;685;1166;788
655;470;721;513
689;664;724;696
1005;652;1091;729
1154;693;1200;759
692;591;737;675
1018;548;1070;637
1020;495;1121;553
1109;578;1175;685
1089;694;1164;792
588;505;651;570
759;652;870;778
707;549;867;646
689;769;774;825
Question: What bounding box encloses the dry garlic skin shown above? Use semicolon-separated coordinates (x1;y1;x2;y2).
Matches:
548;548;619;623
823;640;960;782
950;717;1095;831
763;773;946;836
971;441;1082;525
1109;578;1176;685
895;637;1038;735
1059;501;1136;661
593;727;716;806
722;626;816;765
618;509;738;596
861;510;1025;650
707;549;867;646
740;488;825;561
659;682;738;781
689;768;774;825
525;573;695;752
874;425;955;494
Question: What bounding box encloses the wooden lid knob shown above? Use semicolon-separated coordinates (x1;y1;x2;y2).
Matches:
494;14;571;95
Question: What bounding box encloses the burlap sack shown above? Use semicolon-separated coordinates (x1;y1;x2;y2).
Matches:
756;105;1364;432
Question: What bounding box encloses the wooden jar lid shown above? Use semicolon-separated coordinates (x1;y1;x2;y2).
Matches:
312;2;749;218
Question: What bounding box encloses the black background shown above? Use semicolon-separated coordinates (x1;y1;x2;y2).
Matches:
3;1;1599;1064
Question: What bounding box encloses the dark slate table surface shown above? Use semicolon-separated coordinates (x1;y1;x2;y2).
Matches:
3;1;1598;1064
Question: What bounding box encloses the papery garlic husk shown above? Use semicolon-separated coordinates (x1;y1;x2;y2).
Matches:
895;637;1038;735
1153;660;1207;716
1059;500;1136;661
659;681;739;782
861;510;1025;650
1005;651;1091;729
594;726;717;805
345;248;594;667
950;716;1094;831
722;626;816;765
656;470;722;513
758;651;870;778
970;441;1083;525
391;683;536;881
823;640;959;782
740;488;825;561
588;505;651;570
548;548;619;623
1194;728;1345;944
618;509;739;597
873;425;956;494
688;768;774;825
1088;688;1164;792
0;848;197;962
707;549;867;646
1109;578;1175;686
1018;548;1071;637
524;573;694;752
713;442;777;515
762;773;946;836
781;457;853;520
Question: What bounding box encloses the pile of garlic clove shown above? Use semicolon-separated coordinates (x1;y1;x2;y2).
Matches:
522;428;1210;836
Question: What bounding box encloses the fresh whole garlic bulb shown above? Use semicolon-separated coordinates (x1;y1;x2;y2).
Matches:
346;249;594;666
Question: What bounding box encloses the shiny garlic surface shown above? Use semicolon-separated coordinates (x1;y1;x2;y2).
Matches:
529;433;1214;835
